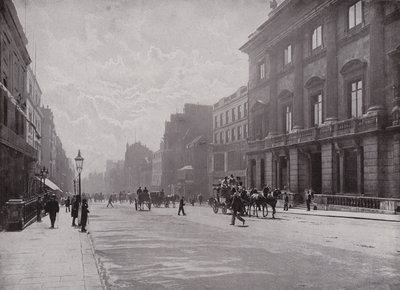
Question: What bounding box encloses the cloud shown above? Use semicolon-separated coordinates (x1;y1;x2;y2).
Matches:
15;0;270;176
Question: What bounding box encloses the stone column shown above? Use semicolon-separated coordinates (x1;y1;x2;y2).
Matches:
339;149;344;194
321;143;336;194
356;146;364;195
289;148;299;193
367;0;386;113
325;7;339;122
293;31;304;130
268;49;278;135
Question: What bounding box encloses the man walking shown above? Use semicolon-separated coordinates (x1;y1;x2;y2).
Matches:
283;192;289;211
44;194;59;229
306;190;312;211
71;196;79;226
65;196;71;213
230;190;245;226
80;198;90;232
107;195;114;208
178;196;186;216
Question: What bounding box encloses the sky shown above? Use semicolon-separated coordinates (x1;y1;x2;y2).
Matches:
14;0;276;176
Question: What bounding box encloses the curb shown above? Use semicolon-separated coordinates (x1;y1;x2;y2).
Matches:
281;210;400;223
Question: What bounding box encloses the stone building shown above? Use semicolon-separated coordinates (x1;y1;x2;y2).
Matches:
0;0;36;208
26;66;42;169
240;0;400;199
41;106;57;179
209;86;249;189
124;141;153;191
159;103;212;196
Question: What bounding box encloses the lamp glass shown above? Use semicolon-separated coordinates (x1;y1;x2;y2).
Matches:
74;150;84;173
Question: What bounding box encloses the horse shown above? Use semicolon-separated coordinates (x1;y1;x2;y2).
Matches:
137;191;151;210
249;189;280;218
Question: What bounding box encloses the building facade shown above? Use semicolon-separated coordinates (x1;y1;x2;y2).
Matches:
209;86;249;189
124;142;153;191
240;0;400;198
159;103;212;196
26;66;42;168
0;0;36;208
41;106;57;180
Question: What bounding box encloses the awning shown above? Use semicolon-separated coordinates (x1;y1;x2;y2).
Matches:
36;177;62;192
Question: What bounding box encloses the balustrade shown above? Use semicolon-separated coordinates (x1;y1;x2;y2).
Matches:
326;195;381;209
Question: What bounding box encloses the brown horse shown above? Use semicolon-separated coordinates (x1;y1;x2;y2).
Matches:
249;191;279;218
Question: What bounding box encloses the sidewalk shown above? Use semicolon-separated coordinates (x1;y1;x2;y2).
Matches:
281;207;400;222
0;209;103;290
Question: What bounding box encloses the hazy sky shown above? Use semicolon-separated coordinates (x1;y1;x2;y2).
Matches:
14;0;275;176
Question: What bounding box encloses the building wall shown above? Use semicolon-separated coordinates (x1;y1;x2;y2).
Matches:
242;0;400;198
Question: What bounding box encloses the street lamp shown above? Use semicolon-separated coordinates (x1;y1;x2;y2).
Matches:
40;166;49;195
74;150;84;202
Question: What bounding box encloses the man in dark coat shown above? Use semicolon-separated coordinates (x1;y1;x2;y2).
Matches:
306;190;312;211
283;192;289;211
71;196;79;226
36;197;43;222
230;191;245;226
65;196;71;213
81;198;90;232
45;194;59;228
178;196;186;216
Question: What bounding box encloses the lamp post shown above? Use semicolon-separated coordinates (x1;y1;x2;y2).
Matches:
40;166;49;195
74;150;84;226
74;150;84;201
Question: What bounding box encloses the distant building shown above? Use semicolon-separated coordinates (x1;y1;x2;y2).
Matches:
159;103;213;197
240;0;400;199
104;160;125;194
124;142;153;191
0;0;35;207
41;106;57;180
209;86;248;189
151;148;163;191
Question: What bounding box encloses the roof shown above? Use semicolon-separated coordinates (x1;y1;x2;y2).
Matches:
186;135;207;148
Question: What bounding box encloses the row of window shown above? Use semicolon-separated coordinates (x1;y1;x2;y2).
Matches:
214;124;248;144
258;1;363;80
214;102;248;129
281;79;363;133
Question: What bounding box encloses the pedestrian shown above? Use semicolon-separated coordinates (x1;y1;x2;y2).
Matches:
44;194;59;229
283;192;289;211
71;196;79;226
230;190;245;226
178;196;186;216
65;196;71;213
36;196;43;222
80;198;90;232
107;195;114;208
306;190;312;211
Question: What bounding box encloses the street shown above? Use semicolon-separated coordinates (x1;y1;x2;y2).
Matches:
88;203;400;290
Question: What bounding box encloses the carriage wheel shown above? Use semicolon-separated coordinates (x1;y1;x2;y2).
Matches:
222;205;227;215
263;205;269;217
212;202;219;214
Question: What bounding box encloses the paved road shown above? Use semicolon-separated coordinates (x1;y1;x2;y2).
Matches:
88;203;400;290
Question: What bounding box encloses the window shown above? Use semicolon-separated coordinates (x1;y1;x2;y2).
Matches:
214;116;218;128
225;129;230;143
348;1;362;29
237;126;242;140
284;105;292;133
214;133;218;144
243;124;248;138
232;108;236;122
259;62;266;80
312;94;323;126
214;153;225;171
231;128;236;142
220;113;223;127
238;105;242;119
225;111;229;124
220;131;224;144
244;102;248;117
312;25;322;50
284;44;292;66
3;96;8;125
350;80;363;117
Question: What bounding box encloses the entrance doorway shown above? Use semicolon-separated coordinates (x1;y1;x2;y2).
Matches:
311;152;322;193
250;159;256;188
260;159;265;188
279;156;287;190
344;149;358;193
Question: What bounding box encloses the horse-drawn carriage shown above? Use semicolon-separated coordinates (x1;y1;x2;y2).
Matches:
210;184;280;218
136;190;151;211
150;191;165;208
